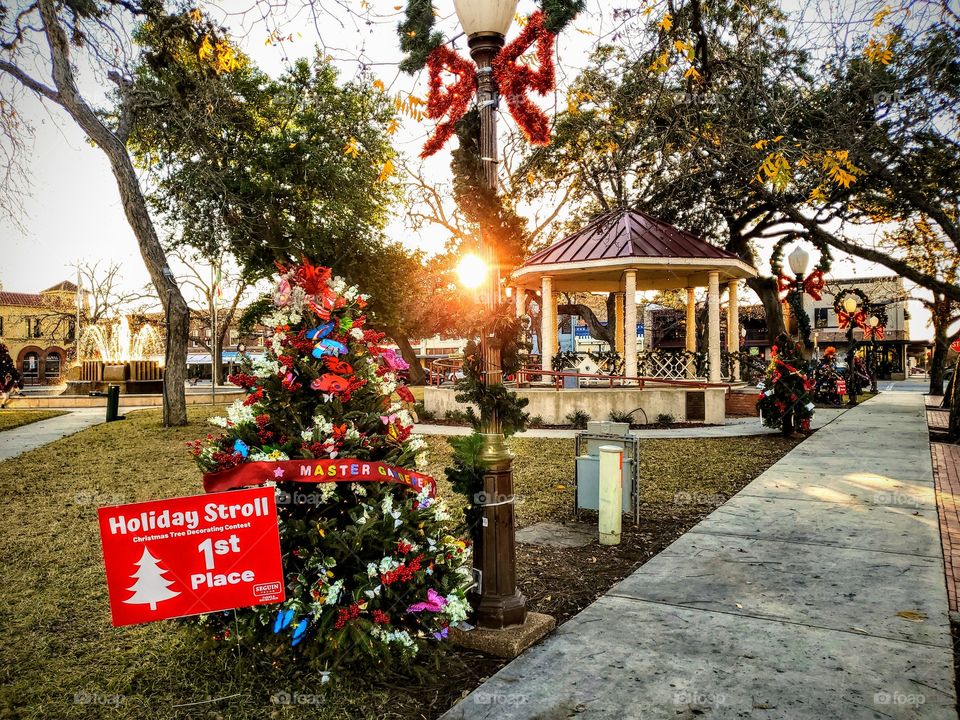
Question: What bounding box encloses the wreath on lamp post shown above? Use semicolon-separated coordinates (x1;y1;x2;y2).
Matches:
833;288;871;331
769;236;833;347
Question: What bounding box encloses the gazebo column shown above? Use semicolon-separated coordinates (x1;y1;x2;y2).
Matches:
540;276;554;373
624;271;638;379
727;280;740;381
685;287;697;378
515;287;526;319
707;271;721;383
614;293;625;355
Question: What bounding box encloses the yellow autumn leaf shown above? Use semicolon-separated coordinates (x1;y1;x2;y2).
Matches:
514;13;528;27
873;5;891;27
386;118;400;134
344;137;361;157
752;139;768;150
683;66;702;81
809;186;827;203
377;159;395;182
642;6;654;16
659;12;673;31
372;79;386;92
188;7;202;23
649;51;670;74
198;35;214;61
527;171;535;184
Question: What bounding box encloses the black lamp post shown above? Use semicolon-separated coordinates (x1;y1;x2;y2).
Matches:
453;0;527;631
841;294;863;405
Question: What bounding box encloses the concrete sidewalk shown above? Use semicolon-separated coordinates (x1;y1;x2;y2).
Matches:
0;409;107;462
443;393;957;719
417;407;845;440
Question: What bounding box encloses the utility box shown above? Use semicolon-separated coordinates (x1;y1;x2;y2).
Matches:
573;432;640;523
587;421;630;436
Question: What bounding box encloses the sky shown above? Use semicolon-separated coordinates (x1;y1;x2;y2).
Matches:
0;0;938;339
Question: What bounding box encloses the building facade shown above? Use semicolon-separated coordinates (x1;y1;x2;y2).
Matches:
801;276;910;380
0;281;78;384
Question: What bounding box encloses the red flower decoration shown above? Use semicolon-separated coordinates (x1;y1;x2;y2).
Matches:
312;373;350;393
397;385;415;403
325;357;354;376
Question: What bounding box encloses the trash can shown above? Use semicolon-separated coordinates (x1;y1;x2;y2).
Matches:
106;385;121;422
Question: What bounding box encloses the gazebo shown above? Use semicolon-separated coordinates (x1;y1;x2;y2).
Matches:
511;208;758;384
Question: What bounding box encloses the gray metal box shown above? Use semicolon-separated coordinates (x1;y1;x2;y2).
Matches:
575;455;634;514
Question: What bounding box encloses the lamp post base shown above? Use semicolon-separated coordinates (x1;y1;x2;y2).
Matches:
451;611;556;659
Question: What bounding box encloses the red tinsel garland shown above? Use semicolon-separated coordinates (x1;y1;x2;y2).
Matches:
421;45;477;159
776;269;826;301
493;11;556;145
837;309;867;330
863;324;885;340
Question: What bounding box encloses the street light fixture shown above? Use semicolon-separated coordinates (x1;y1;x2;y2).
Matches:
453;0;527;632
842;295;859;314
787;245;810;277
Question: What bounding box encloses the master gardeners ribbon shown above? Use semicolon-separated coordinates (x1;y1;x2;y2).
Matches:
204;459;436;496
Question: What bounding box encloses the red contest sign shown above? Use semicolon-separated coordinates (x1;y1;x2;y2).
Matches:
836;379;848;395
97;487;284;627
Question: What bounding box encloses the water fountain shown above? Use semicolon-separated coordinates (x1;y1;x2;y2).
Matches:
67;317;165;395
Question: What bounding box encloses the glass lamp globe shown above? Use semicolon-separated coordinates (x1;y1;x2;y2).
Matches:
843;296;859;313
787;246;810;276
453;0;518;36
869;315;879;328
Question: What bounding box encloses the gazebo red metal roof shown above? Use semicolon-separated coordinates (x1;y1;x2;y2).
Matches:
524;208;740;266
512;208;756;292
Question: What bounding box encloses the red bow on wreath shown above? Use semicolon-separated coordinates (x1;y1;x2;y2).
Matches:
863;324;885;340
837;309;867;330
421;11;556;158
777;269;826;301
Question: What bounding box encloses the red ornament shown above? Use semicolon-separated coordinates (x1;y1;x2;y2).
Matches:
493;11;556;146
421;45;477;158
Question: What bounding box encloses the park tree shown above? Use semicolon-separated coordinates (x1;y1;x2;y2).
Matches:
126;35;424;374
0;0;233;426
168;250;254;385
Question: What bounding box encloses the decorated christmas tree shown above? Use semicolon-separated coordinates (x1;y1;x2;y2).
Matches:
757;333;815;434
188;261;470;673
0;342;19;382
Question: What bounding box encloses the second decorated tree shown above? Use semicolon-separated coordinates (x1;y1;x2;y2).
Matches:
757;333;815;434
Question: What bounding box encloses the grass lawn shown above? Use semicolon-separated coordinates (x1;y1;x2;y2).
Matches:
0;409;67;432
0;405;800;719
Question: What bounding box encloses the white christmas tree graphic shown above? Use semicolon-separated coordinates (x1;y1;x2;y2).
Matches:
124;547;180;610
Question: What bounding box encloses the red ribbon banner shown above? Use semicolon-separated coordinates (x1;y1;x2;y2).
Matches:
203;460;436;496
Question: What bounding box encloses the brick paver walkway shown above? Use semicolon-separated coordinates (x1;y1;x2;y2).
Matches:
932;441;960;613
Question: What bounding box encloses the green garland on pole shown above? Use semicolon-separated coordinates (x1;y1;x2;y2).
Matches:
397;0;585;73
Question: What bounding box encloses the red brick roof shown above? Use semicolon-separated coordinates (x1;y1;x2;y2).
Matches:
523;208;739;267
0;291;44;308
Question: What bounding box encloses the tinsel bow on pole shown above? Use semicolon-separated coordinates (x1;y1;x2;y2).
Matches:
420;11;557;158
422;46;478;159
777;269;826;301
863;324;885;340
492;11;556;146
837;309;867;330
